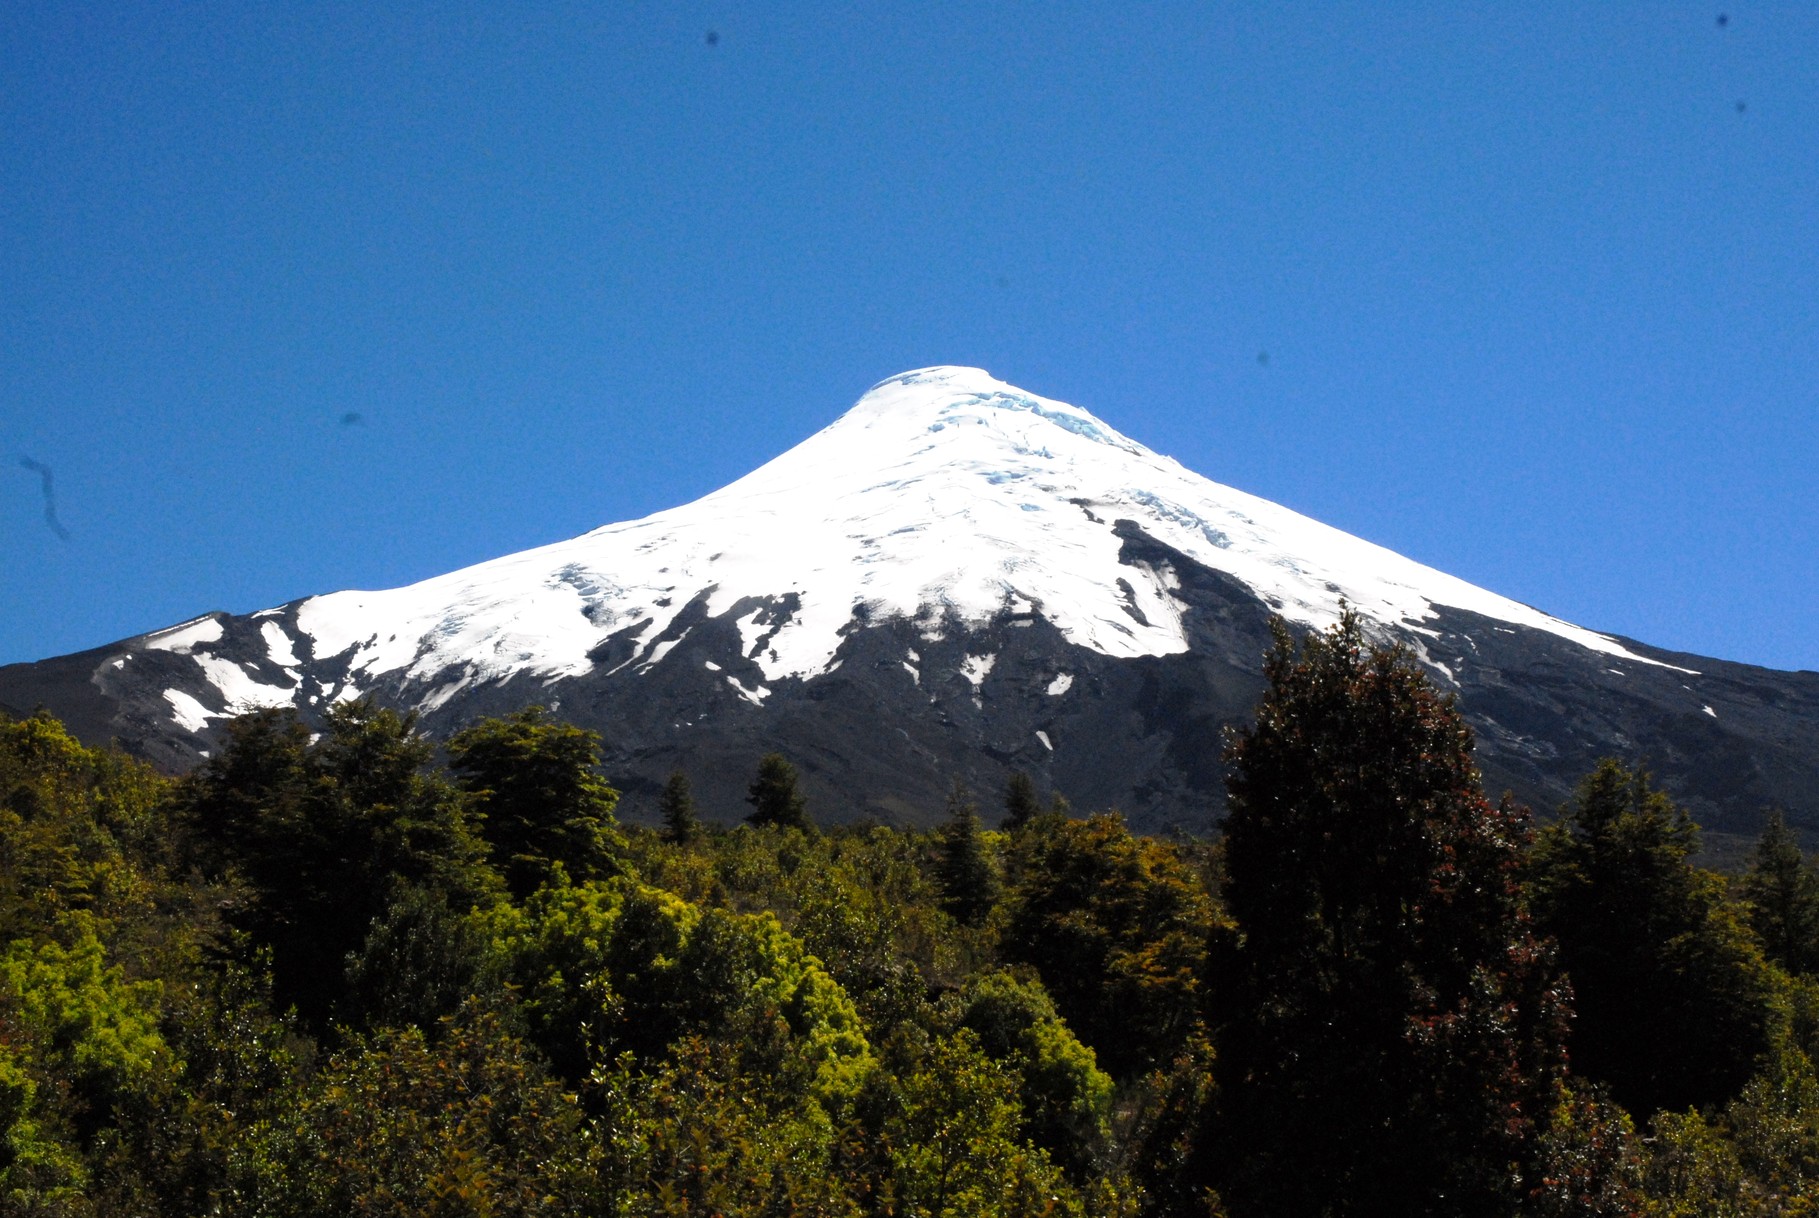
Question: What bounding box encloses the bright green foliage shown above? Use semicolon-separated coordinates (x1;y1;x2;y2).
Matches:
793;871;929;1033
0;715;188;1212
1530;1087;1642;1217
1742;811;1819;978
0;712;167;944
493;878;873;1103
957;970;1113;1176
1213;614;1591;1217
0;1033;87;1211
746;752;811;830
593;1036;859;1217
1529;759;1780;1116
1717;1043;1819;1209
447;705;623;896
180;702;498;1027
1003;771;1041;830
88;957;306;1218
935;782;999;926
658;768;703;845
1001;812;1213;1077
1634;1036;1819;1215
0;912;170;1137
239;1003;597;1217
873;1029;1093;1218
1641;1108;1748;1218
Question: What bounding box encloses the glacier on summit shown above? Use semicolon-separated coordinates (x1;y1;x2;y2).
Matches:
265;364;1678;720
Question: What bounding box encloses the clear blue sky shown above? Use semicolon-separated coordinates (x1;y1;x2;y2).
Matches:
3;3;1815;672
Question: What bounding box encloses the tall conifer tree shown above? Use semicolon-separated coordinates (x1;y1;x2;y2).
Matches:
1002;770;1041;830
745;753;810;830
937;781;999;926
658;769;703;844
447;705;621;898
1528;760;1778;1116
1741;810;1819;977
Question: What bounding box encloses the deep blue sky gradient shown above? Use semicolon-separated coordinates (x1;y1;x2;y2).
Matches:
3;3;1815;670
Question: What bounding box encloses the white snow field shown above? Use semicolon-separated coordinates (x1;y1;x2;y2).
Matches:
180;366;1679;719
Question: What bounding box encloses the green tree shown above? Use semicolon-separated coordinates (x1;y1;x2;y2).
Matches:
179;702;496;1028
746;753;811;831
1639;1107;1748;1218
341;886;500;1033
1210;614;1590;1218
447;705;622;897
239;1002;599;1217
592;1035;860;1217
88;956;307;1218
1529;759;1780;1117
0;711;170;944
0;912;171;1142
1001;812;1212;1078
0;1037;86;1212
935;782;999;927
1741;810;1819;977
793;872;928;1034
1002;771;1041;830
492;878;872;1101
957;970;1113;1177
873;1029;1088;1218
659;768;704;845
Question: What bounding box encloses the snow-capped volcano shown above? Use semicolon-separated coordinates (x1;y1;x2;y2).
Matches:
244;366;1666;716
5;367;1816;837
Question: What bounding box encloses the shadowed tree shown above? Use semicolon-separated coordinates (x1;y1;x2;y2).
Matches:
1529;759;1779;1117
745;753;810;831
936;781;999;926
1001;812;1211;1079
658;769;703;845
1209;613;1603;1217
1003;771;1041;830
447;706;621;898
1741;810;1819;977
179;701;496;1029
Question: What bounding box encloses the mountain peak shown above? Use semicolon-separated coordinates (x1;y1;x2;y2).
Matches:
13;368;1816;839
832;366;1146;458
262;369;1681;713
44;369;1690;757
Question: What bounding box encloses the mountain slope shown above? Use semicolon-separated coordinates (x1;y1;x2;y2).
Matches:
5;366;1816;840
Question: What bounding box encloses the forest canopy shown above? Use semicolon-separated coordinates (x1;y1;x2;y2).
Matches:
3;617;1818;1216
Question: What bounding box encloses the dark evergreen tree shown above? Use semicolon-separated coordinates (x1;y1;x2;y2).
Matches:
1003;770;1041;830
1529;759;1780;1117
447;705;621;897
658;769;703;845
1741;810;1819;977
936;781;999;926
1209;614;1591;1218
178;706;313;884
342;885;501;1033
179;701;496;1029
744;752;810;830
